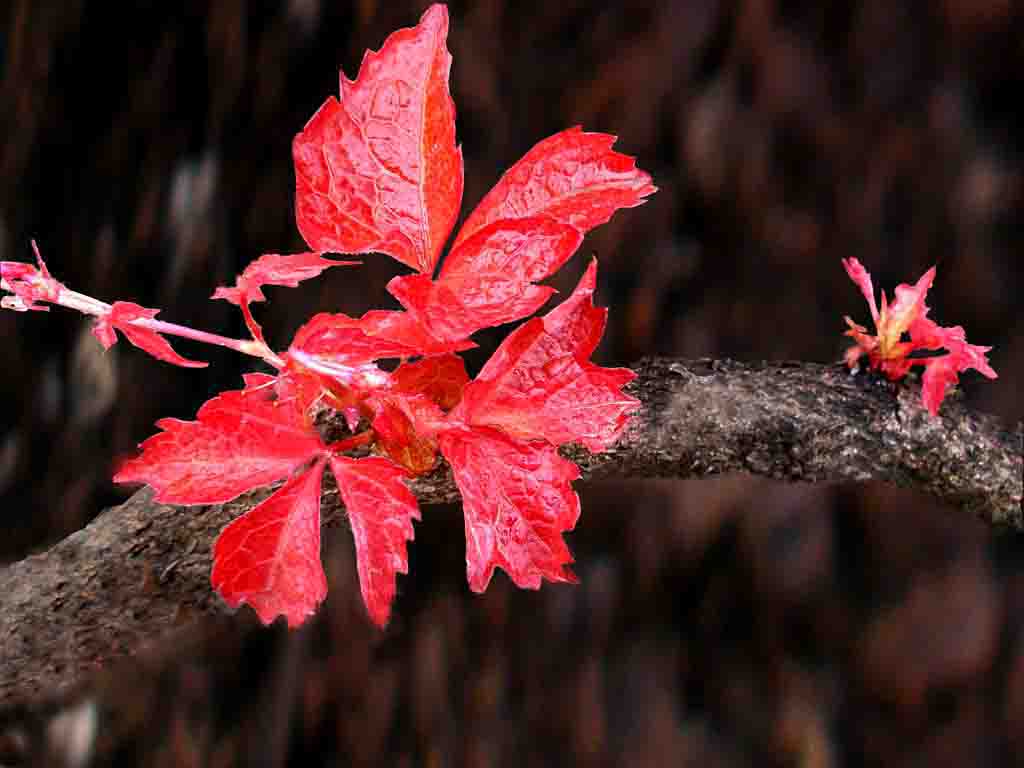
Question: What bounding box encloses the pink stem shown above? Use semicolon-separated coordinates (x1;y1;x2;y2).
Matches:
133;317;283;367
4;250;285;367
239;300;268;348
57;287;283;367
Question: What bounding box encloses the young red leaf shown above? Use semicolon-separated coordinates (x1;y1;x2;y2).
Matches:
540;258;609;358
241;371;277;390
212;253;357;347
911;315;998;416
212;252;356;306
1;243;63;312
438;426;581;592
292;4;462;273
1;264;49;311
442;216;583;282
92;301;208;369
842;258;935;379
387;273;553;344
390;354;469;411
842;256;878;323
386;216;583;341
352;309;475;356
328;455;420;627
288;310;473;372
841;258;997;415
289;312;429;366
370;397;441;474
114;382;322;504
455;260;638;451
212;459;328;627
476;358;637;452
911;315;997;380
451;126;656;251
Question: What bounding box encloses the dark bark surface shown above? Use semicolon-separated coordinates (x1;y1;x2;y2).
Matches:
1;357;1019;710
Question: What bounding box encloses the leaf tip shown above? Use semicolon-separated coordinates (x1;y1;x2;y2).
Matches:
419;2;449;28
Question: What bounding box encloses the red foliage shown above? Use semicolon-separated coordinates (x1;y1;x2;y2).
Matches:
114;374;322;505
4;4;651;627
328;456;419;626
390;354;469;411
454;261;636;452
0;242;62;311
212;252;356;345
439;426;581;592
842;258;997;416
211;252;356;307
93;302;208;369
292;4;462;274
450;125;656;249
211;460;328;628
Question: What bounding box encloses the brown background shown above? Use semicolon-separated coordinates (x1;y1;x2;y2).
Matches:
1;1;1022;765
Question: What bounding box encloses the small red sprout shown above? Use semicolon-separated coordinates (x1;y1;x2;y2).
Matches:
841;258;997;416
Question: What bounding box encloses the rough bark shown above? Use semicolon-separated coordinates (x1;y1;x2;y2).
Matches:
0;357;1020;709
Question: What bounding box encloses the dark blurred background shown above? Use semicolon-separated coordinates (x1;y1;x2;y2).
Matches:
1;0;1022;765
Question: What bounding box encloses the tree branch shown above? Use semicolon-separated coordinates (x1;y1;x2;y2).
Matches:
1;358;1020;708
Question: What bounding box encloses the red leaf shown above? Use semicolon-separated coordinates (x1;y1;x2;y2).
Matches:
354;309;475;356
212;460;328;627
1;242;63;312
114;382;322;504
390;354;469;410
841;257;878;324
289;312;428;365
842;258;934;378
455;260;638;451
911;316;997;379
885;267;937;343
841;259;997;414
94;301;208;368
266;362;334;414
918;356;960;418
370;397;441;474
387;216;583;341
288;310;473;371
387;273;552;343
328;456;420;626
438;426;580;592
442;216;583;282
911;315;998;416
242;372;277;390
478;359;637;452
212;252;356;306
452;126;655;250
293;4;462;273
540;258;608;359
